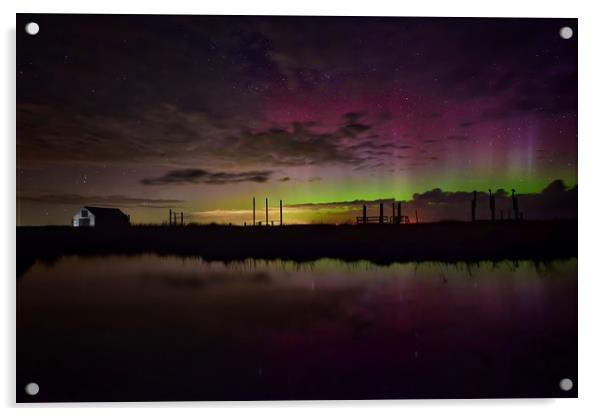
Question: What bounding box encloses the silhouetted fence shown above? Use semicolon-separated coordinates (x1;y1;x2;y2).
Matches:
356;202;411;225
168;209;185;226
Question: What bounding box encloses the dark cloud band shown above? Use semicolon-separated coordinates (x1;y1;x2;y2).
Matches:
140;168;274;185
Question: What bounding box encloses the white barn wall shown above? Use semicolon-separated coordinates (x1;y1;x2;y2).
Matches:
72;208;95;227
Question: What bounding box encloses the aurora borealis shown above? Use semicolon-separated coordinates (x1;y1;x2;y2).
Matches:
17;15;577;225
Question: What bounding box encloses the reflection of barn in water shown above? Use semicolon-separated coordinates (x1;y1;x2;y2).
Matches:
72;206;130;227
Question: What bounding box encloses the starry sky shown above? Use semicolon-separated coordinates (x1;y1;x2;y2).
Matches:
17;14;577;225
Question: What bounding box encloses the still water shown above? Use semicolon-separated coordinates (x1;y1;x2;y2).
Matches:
17;255;577;401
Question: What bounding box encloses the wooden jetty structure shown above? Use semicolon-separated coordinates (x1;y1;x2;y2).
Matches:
356;202;410;225
167;209;185;226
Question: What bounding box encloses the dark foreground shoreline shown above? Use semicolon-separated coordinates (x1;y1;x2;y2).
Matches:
17;220;577;276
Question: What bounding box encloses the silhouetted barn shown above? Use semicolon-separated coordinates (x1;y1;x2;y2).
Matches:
72;206;130;228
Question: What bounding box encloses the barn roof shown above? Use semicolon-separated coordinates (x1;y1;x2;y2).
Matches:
83;206;128;221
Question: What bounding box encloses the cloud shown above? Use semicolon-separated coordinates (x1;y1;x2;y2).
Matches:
19;193;183;208
342;112;367;123
18;101;408;176
447;135;471;142
286;180;577;222
340;122;372;137
203;114;387;167
279;177;291;182
140;168;273;185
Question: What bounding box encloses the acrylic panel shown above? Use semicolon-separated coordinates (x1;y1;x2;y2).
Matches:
16;14;577;402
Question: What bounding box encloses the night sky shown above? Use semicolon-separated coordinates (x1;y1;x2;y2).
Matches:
17;15;577;225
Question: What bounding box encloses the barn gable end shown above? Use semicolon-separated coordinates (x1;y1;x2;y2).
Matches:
72;206;130;227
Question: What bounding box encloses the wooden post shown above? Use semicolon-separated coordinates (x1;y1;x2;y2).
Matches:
169;208;172;226
471;191;476;222
397;202;401;224
363;205;367;224
415;210;419;224
265;198;268;225
279;199;283;225
512;189;519;221
379;203;384;224
253;197;256;226
180;212;183;226
489;189;495;222
392;202;395;224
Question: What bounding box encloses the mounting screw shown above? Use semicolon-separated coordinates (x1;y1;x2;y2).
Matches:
25;382;39;396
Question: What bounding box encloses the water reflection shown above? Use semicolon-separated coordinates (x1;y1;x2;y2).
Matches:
17;255;577;401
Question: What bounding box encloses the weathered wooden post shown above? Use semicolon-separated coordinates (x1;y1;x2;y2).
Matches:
253;197;256;226
279;199;283;226
489;189;495;221
379;203;384;224
392;202;395;224
512;189;519;220
471;191;477;222
397;202;402;224
363;204;367;224
415;209;419;224
180;212;183;226
169;208;172;226
265;198;268;225
500;210;504;220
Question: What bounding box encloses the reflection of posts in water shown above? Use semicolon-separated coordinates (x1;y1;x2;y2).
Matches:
397;202;402;224
488;189;495;221
363;204;367;224
253;197;256;226
280;199;283;226
512;189;519;220
379;203;384;224
471;191;477;222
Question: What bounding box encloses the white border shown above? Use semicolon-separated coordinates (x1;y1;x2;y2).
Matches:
3;0;602;414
